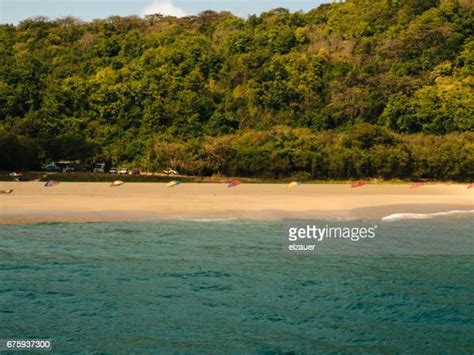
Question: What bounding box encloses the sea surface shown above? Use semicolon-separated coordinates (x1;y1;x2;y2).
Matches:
1;216;473;353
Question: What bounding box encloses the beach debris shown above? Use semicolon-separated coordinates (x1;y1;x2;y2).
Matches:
288;181;302;189
227;179;241;188
351;181;366;188
110;180;125;187
166;180;182;188
44;180;60;188
410;182;425;189
468;183;474;189
0;189;13;195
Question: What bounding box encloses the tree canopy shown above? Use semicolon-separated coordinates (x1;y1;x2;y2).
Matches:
0;0;472;180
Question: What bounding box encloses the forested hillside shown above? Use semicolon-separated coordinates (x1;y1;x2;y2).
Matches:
0;0;473;180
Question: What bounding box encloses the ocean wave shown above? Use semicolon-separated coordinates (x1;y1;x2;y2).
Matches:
382;210;474;222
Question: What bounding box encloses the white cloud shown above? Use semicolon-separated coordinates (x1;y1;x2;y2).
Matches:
141;0;186;17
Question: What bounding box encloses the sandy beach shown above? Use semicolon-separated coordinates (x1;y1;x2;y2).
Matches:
0;182;472;224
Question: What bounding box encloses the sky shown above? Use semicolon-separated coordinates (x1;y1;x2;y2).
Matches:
0;0;333;24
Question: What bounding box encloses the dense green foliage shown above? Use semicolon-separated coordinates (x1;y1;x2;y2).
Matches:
0;0;473;179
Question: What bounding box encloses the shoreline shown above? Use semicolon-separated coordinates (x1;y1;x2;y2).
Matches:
1;182;472;224
1;206;473;225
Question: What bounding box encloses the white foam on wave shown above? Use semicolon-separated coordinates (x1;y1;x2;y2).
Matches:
382;210;474;222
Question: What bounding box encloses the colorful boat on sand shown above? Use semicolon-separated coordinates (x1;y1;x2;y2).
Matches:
351;181;366;188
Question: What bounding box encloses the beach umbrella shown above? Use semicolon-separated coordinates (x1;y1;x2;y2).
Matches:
351;181;366;188
167;180;181;188
468;183;474;189
110;180;125;187
227;179;241;188
44;180;60;188
288;181;302;189
410;182;425;189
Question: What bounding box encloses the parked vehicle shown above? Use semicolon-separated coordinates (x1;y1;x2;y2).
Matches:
163;169;179;175
109;167;118;174
9;171;28;181
93;163;106;174
43;162;61;172
118;167;129;175
130;168;141;176
57;160;81;172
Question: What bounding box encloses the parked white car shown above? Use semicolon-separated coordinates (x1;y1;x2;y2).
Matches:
93;163;106;174
119;167;129;175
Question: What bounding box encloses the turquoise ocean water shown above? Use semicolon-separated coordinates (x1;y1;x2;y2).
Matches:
1;218;473;353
